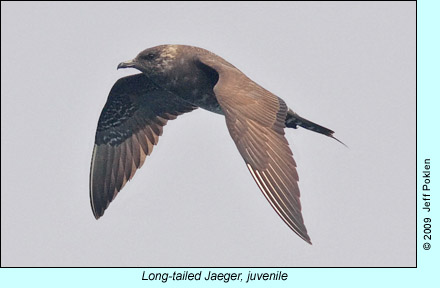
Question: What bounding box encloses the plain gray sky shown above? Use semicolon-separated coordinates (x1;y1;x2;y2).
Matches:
1;2;415;267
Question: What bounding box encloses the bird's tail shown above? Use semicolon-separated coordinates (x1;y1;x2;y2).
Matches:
285;109;347;147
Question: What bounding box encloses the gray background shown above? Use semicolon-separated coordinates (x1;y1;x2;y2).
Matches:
1;2;415;267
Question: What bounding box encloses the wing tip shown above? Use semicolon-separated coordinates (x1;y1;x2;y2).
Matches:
90;200;105;220
92;209;103;220
302;234;313;245
246;163;313;244
290;224;312;245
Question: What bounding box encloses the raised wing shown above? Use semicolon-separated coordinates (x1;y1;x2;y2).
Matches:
90;74;196;219
197;56;311;243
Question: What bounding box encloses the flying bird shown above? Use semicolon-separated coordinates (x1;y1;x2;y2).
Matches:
90;45;342;244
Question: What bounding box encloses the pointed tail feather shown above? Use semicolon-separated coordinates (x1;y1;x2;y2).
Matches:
285;109;347;147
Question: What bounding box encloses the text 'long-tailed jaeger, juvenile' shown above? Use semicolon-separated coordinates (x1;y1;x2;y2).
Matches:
90;44;344;244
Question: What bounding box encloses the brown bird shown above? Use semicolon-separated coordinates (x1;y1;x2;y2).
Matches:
90;45;342;244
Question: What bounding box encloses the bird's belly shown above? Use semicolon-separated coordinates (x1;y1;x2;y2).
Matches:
185;92;224;115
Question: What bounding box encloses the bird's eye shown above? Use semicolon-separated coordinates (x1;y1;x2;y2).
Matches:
141;53;155;60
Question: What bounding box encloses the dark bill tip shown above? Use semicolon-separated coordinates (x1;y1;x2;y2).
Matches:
117;59;136;70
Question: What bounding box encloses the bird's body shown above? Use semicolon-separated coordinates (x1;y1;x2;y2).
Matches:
118;45;226;114
90;45;341;244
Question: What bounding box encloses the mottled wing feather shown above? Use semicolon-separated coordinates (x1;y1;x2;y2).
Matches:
198;56;311;243
90;74;196;218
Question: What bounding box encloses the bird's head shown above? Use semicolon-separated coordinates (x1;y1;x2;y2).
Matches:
117;45;186;78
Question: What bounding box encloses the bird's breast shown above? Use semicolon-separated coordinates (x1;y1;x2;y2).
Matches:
165;69;224;115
